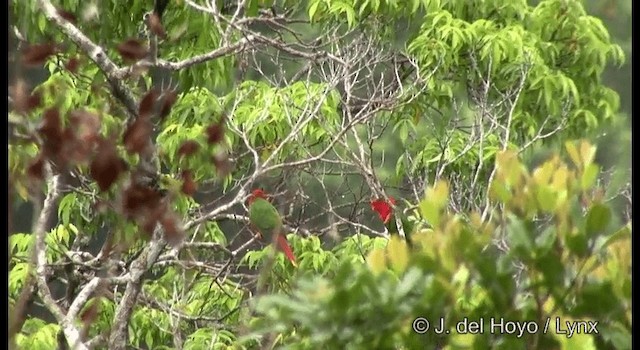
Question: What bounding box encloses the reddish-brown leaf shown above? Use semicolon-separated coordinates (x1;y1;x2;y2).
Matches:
22;43;58;66
59;127;84;164
180;170;197;196
139;89;160;118
160;212;185;247
38;108;64;158
56;8;77;24
63;110;101;163
90;138;127;192
212;152;233;177
139;202;167;237
39;108;62;134
26;92;42;112
141;215;158;237
116;39;148;61
79;300;99;324
69;109;101;144
206;119;226;145
27;154;45;180
147;13;167;39
159;90;177;120
9;81;41;114
177;140;200;158
123;119;152;155
122;182;163;217
65;57;80;73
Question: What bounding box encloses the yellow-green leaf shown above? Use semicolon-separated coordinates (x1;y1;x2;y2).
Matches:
580;163;599;190
536;184;558;212
387;236;409;274
426;180;449;209
579;140;597;166
367;248;386;275
420;200;441;228
565;141;582;168
490;181;512;203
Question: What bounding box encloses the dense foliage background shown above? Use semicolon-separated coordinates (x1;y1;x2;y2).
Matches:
9;0;631;349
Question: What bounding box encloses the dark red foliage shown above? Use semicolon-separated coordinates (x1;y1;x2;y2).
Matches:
206;115;226;144
116;39;149;61
90;138;127;192
122;180;183;241
123;119;153;155
63;110;101;163
61;127;85;163
147;13;167;39
159;90;177;120
10;82;42;114
65;57;80;73
22;43;58;66
212;152;233;177
161;215;185;247
140;204;166;237
37;108;64;158
25;92;42;112
69;109;101;144
370;197;396;224
56;8;77;24
177;140;200;158
139;89;160;118
27;154;45;180
122;182;163;217
180;170;197;196
79;300;99;324
39;108;62;135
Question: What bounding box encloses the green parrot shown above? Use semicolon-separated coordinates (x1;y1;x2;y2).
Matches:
247;189;298;267
370;197;415;245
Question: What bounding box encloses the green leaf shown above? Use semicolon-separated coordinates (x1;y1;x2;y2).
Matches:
535;226;557;256
602;223;631;249
566;230;589;258
580;163;599;190
37;15;46;33
585;203;611;238
145;331;154;348
507;215;533;257
395;267;422;299
246;0;259;17
308;0;321;21
536;184;557;212
599;321;632;350
58;193;77;227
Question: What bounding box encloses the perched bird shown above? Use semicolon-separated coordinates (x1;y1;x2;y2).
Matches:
247;189;298;267
370;196;415;245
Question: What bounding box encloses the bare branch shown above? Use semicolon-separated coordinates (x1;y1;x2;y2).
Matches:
34;172;88;350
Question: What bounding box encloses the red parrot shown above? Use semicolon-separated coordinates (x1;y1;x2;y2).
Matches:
371;196;414;244
247;189;298;267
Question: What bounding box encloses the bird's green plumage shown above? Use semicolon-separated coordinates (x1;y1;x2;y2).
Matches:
248;197;282;238
386;214;415;245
